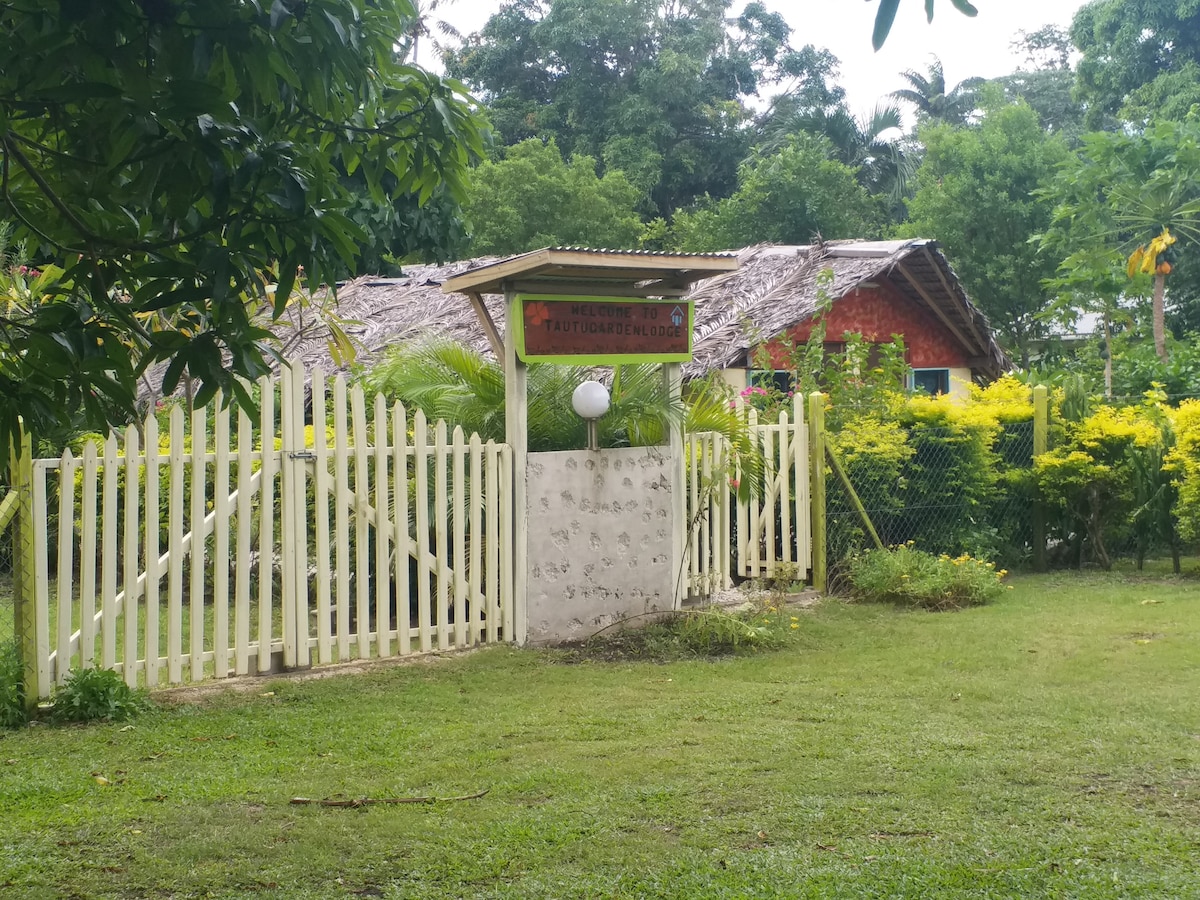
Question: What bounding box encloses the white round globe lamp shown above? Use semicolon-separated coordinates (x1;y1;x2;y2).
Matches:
571;380;610;450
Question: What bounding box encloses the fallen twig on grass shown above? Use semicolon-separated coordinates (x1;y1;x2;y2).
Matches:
289;789;489;808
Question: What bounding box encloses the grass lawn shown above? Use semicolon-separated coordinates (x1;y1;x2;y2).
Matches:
1;571;1198;899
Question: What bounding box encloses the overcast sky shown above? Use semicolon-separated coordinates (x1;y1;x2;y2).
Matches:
431;0;1091;119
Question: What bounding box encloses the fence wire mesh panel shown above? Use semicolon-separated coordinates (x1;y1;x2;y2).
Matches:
826;420;1036;586
12;363;516;701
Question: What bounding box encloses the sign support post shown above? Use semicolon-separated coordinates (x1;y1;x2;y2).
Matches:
503;287;529;645
665;362;686;610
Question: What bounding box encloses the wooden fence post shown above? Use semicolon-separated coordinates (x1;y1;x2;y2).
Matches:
503;289;528;646
10;424;42;710
1032;384;1049;572
665;362;686;610
808;393;827;593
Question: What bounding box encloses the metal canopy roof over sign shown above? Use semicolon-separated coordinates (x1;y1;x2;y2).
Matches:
441;246;739;298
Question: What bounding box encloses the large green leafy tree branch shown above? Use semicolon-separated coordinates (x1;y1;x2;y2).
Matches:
0;0;483;451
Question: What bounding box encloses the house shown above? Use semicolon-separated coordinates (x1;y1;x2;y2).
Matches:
261;239;1009;398
685;240;1009;397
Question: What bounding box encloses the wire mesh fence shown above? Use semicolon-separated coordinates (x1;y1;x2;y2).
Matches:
826;411;1198;584
826;421;1038;588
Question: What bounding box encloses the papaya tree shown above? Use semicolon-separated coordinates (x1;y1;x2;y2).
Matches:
1042;118;1200;364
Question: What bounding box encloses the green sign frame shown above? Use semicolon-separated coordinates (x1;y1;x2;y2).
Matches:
511;293;694;364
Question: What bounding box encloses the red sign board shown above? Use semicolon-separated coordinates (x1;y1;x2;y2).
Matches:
513;294;693;363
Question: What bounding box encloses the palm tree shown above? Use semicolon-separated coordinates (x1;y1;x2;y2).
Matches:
757;101;914;209
401;0;463;66
890;56;985;125
1045;120;1200;364
359;338;764;492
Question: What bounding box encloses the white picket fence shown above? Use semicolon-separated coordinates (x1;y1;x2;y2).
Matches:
22;363;515;699
685;394;811;598
8;366;811;698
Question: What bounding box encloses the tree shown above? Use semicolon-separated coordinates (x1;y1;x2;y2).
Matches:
759;102;913;218
460;139;644;255
0;0;483;450
898;99;1069;365
991;27;1089;143
890;56;986;125
1041;118;1200;363
669;135;881;252
1071;0;1200;128
445;0;822;217
400;0;462;66
1039;246;1133;399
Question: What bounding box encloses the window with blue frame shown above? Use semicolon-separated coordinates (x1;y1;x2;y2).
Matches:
910;368;950;395
749;369;794;394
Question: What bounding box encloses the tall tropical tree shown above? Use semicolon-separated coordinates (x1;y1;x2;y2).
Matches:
1042;118;1200;363
899;100;1069;366
460;139;644;255
1071;0;1200;127
670;135;881;252
759;102;913;213
991;27;1089;143
890;56;986;125
445;0;822;217
401;0;462;65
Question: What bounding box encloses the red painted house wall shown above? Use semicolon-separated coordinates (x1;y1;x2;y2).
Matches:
757;282;969;369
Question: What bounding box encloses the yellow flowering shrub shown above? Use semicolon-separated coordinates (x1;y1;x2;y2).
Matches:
962;375;1035;426
1167;399;1200;540
1035;400;1173;568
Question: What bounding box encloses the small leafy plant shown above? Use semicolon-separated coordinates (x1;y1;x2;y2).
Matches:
48;667;151;724
0;641;27;728
673;605;793;654
576;602;802;660
847;544;1007;611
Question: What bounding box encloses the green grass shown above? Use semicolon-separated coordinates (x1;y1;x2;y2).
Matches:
1;571;1198;899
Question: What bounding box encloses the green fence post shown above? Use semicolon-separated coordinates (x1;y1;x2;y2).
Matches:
808;392;827;593
1032;385;1049;572
10;424;39;712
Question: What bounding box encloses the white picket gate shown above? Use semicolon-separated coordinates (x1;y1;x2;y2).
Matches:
685;394;811;599
21;363;515;699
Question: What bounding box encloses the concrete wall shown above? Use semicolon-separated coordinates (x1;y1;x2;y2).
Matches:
525;447;680;643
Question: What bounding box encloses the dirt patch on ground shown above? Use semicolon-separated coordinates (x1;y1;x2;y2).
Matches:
153;648;481;705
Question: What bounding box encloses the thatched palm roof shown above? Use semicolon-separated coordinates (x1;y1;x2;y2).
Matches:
206;239;1009;389
685;240;1010;378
